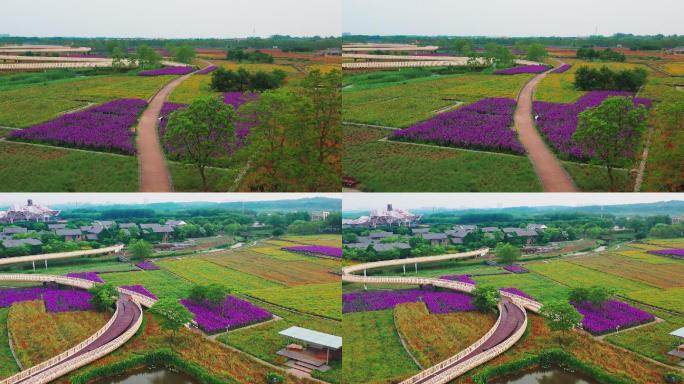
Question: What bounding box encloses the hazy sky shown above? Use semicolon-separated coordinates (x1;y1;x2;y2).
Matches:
1;0;341;38
343;193;684;211
343;0;683;37
0;193;339;207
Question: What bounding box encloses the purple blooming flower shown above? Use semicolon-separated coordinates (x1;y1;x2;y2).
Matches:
44;290;94;312
572;300;654;335
503;264;529;274
283;245;342;258
197;65;218;75
552;64;572;74
9;99;146;154
342;289;475;314
120;285;158;300
392;98;524;154
648;249;684;259
66;272;105;283
440;275;476;285
135;261;160;271
0;287;47;307
534;91;652;160
181;296;272;334
138;66;195;76
500;287;534;300
495;65;550;75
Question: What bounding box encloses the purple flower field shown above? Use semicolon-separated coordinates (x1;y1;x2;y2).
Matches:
648;249;684;259
135;261;160;271
197;65;218;75
392;98;524;154
534;91;652;160
342;289;475;314
120;285;158;300
572;300;654;335
500;287;534;300
138;66;195;76
0;287;93;312
282;245;342;258
551;64;572;74
181;296;272;334
43;290;94;312
10;99;146;154
503;264;529;274
495;65;550;75
66;272;105;283
440;274;476;285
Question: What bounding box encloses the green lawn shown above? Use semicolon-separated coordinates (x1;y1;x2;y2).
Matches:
527;261;652;295
343;125;542;192
563;162;632;192
168;162;240;192
246;282;341;320
0;141;139;192
101;270;191;300
342;310;419;384
158;257;280;292
473;272;570;304
0;308;19;379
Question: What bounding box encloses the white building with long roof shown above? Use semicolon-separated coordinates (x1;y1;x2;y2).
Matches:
0;199;60;223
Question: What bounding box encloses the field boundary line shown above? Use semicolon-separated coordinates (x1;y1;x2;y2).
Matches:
241;293;342;322
593;331;684;373
392;309;425;370
343;121;402;130
7;328;23;371
376;137;527;159
0;139;133;158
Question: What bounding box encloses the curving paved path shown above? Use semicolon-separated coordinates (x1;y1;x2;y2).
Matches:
136;70;198;192
341;249;542;384
514;69;578;192
0;244;123;267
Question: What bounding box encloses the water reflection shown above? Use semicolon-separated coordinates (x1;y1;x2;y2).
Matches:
494;368;599;384
92;368;198;384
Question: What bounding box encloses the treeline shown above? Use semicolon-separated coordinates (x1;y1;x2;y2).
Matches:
344;33;684;51
227;49;274;63
210;67;286;92
576;47;626;62
574;66;647;92
0;35;341;52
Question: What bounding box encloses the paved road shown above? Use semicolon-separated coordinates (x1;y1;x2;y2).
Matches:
514;71;578;192
136;71;196;192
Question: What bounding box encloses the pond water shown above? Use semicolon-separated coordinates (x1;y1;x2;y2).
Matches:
493;368;600;384
92;368;198;384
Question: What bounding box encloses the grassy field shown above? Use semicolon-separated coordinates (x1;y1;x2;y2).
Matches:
563;162;632;192
101;270;191;300
473;272;570;304
625;287;684;314
158;257;281;292
167;74;218;104
566;253;684;288
0;74;172;127
343;72;533;128
247;282;340;319
281;235;342;248
0;308;18;379
8;301;109;368
167;162;240;192
662;62;684;76
202;250;339;286
343;125;542;192
0;141;139;192
343;310;419;384
394;302;496;367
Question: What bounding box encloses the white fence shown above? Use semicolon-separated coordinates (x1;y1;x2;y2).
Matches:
0;245;124;266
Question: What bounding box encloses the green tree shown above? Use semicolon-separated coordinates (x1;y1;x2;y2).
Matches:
188;284;208;303
495;242;520;265
89;284;118;312
484;43;514;67
150;298;193;341
135;44;161;69
205;284;228;308
111;46;126;69
174;44;196;64
164;96;239;191
266;372;284;384
472;286;500;313
540;300;582;345
526;43;548;62
128;239;152;260
574;96;648;191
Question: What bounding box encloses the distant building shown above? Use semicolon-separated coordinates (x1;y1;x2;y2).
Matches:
311;211;330;221
2;238;42;248
422;233;449;247
0;199;60;223
342;203;422;228
56;229;83;241
165;220;187;227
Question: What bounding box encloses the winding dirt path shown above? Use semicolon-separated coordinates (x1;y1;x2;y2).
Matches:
514;70;578;192
136;71;197;192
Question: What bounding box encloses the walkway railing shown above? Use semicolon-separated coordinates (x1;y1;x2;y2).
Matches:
0;245;124;267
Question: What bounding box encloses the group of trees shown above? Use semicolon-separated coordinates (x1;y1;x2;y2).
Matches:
210;67;286;93
576;47;626;62
574;66;648;92
227;49;274;63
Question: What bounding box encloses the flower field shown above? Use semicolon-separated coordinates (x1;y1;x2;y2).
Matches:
342;288;475;314
527;261;652;294
533;91;652;160
247;282;341;319
9;99;146;154
120;285;158;300
392;98;524;154
503;264;529;273
43;290;94;312
281;235;342;248
572;300;655;335
181;296;272;334
159;257;280;292
440;274;476;284
135;261;160;270
138;66;194;76
495;65;549;75
551;64;572;74
566;253;684;288
196;65;218;75
499;287;533;300
66;271;105;283
101;270;191;300
648;248;684;259
282;245;342;258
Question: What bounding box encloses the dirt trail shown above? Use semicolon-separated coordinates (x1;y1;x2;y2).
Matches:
136;71;196;191
514;70;578;192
